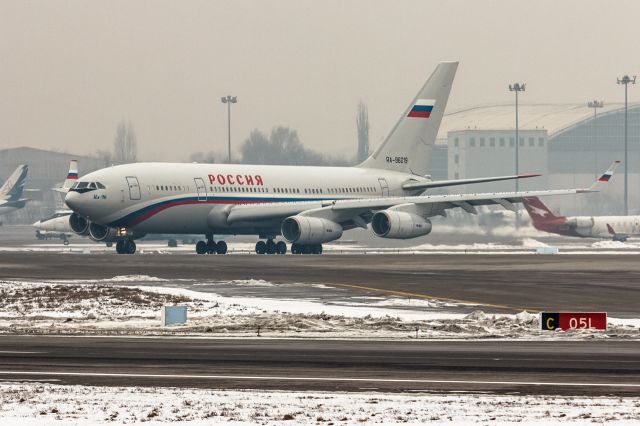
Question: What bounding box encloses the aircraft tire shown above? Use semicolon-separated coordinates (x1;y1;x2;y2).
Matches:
126;240;137;255
116;240;126;254
276;241;287;255
216;240;228;254
290;243;300;254
312;244;322;255
196;240;208;254
206;240;217;254
266;239;276;255
63;239;70;246
302;244;312;255
255;241;266;254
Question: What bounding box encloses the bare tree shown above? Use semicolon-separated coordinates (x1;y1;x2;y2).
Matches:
356;102;370;163
95;149;112;168
189;151;217;163
240;126;351;166
113;121;138;164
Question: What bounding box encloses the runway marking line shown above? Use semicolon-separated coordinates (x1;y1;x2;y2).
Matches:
333;283;536;313
0;371;638;388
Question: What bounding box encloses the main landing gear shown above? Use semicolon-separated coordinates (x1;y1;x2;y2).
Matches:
255;239;287;255
115;239;136;255
196;235;228;255
291;243;322;255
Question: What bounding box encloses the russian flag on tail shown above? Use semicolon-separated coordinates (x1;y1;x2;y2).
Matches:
407;99;435;118
598;160;621;182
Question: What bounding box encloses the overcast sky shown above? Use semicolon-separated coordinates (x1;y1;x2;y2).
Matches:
1;0;639;161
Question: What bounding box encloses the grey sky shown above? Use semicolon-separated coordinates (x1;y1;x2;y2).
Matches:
1;0;639;161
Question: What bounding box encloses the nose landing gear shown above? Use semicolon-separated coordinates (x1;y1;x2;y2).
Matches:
115;239;136;254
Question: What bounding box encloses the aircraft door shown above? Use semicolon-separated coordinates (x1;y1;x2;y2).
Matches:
194;178;207;201
125;177;141;200
378;178;390;197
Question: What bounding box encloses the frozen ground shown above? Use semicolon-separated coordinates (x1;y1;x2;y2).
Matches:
0;277;637;339
0;381;638;425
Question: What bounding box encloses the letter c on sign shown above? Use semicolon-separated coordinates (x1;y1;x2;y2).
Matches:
546;317;555;330
227;174;235;185
236;175;244;185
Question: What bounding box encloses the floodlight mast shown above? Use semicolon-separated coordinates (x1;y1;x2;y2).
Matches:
617;76;636;215
587;100;604;180
509;83;526;193
221;95;238;163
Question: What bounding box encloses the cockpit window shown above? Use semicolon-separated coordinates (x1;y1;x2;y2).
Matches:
69;181;106;193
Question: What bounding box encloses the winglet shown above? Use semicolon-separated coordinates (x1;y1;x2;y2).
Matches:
586;160;621;192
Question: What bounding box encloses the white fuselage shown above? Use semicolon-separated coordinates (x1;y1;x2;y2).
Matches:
65;163;425;236
33;212;73;235
569;215;640;239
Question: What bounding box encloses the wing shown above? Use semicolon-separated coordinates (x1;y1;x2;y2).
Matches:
226;163;616;229
226;187;590;227
402;173;540;191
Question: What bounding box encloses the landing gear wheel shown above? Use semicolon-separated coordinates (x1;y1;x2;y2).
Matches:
116;239;126;254
125;240;136;255
266;239;276;255
276;241;287;255
302;245;312;255
207;240;217;254
312;244;323;255
216;240;228;254
255;240;267;254
63;239;70;246
196;240;208;254
291;243;300;254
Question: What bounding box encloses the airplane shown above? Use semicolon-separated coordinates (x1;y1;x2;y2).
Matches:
523;163;639;242
65;61;602;255
0;165;29;223
32;160;78;244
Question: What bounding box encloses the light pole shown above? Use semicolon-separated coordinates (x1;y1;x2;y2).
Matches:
617;76;635;215
587;100;604;180
509;83;525;228
221;95;237;163
509;83;526;192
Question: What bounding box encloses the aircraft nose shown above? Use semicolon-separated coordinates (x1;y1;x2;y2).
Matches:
64;191;82;212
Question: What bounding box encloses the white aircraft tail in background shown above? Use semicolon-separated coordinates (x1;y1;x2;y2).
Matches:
0;164;29;220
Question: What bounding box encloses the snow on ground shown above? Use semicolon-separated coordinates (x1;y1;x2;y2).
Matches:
0;382;638;425
0;277;638;339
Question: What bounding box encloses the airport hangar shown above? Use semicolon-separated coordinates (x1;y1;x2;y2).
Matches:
434;102;640;216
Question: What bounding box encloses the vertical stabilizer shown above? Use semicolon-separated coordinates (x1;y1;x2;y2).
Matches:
522;197;564;225
0;165;28;202
63;160;79;190
358;61;458;175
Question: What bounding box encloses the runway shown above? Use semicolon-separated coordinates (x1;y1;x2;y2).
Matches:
1;252;639;316
0;336;638;396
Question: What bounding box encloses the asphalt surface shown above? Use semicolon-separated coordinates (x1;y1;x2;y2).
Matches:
1;252;639;316
0;336;638;395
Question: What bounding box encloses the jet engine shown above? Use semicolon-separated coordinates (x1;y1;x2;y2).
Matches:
371;210;432;239
69;213;90;235
88;222;118;242
281;216;343;244
566;217;594;229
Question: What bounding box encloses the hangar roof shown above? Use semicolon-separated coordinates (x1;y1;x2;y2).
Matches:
437;102;640;142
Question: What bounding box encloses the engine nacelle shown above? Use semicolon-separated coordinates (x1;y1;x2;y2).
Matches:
69;213;90;236
281;216;343;244
88;223;118;242
371;210;432;239
566;217;594;229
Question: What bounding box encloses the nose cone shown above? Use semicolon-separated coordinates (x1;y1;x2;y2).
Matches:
64;191;82;213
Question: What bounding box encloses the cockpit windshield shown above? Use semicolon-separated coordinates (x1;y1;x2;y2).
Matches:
69;181;106;193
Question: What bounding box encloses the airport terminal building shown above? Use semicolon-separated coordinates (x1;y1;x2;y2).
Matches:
436;102;640;215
